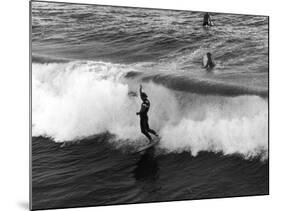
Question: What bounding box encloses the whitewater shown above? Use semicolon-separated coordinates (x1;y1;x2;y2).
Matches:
32;60;268;159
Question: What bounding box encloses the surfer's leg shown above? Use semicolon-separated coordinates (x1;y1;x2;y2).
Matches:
141;129;152;143
146;120;159;137
141;118;152;143
147;128;158;137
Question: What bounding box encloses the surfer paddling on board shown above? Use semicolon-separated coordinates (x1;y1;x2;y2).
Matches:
204;52;216;70
136;84;159;144
202;12;213;27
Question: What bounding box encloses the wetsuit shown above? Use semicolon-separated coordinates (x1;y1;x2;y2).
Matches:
138;98;157;142
205;56;215;70
203;13;211;26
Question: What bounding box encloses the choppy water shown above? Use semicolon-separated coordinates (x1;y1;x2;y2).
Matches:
31;1;269;210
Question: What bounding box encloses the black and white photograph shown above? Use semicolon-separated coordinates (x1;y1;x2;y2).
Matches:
31;1;269;210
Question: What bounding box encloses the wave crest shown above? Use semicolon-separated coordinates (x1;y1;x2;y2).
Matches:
32;61;268;159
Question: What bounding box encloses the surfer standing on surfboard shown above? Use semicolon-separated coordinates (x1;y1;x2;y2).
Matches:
203;12;213;27
136;84;159;144
204;52;216;70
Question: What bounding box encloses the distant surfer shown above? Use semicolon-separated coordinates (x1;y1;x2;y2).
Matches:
203;52;215;70
202;12;213;27
136;84;159;144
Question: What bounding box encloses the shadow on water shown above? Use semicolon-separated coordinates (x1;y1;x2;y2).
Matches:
132;147;163;199
133;147;159;182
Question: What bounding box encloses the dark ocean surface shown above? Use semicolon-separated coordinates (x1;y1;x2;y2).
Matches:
31;1;269;210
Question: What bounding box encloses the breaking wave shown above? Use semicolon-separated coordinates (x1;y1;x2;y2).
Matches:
32;60;268;159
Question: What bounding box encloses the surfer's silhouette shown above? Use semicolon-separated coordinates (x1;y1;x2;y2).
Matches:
203;12;213;27
136;84;159;144
204;52;216;70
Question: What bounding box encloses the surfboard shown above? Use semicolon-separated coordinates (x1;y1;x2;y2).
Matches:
136;138;160;153
203;54;208;67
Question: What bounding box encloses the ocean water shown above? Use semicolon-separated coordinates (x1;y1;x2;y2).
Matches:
31;1;269;210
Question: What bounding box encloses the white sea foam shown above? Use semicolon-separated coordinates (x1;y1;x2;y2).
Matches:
32;61;268;158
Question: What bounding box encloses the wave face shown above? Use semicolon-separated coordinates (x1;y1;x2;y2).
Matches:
32;61;268;159
141;73;268;98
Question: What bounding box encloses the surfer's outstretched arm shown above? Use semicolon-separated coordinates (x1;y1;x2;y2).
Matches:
137;84;145;115
139;84;143;97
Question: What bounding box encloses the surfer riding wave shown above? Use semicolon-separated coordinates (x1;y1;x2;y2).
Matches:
136;84;159;144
